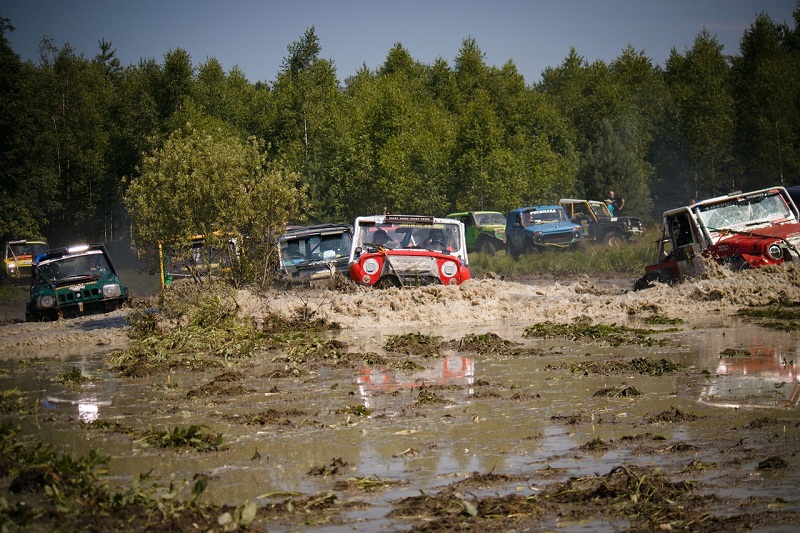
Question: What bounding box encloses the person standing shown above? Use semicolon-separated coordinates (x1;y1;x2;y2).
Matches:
608;190;625;213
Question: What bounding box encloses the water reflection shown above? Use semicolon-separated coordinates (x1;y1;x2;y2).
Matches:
357;355;474;409
43;394;112;423
698;349;799;409
40;356;117;423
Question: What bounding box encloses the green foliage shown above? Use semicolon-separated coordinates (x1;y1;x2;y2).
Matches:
2;15;800;252
141;424;224;451
124;119;305;286
468;226;660;277
0;423;243;531
523;317;672;347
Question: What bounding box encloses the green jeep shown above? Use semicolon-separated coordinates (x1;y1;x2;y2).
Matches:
446;211;506;255
26;244;128;321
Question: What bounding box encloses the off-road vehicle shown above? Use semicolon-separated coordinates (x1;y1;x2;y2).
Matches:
277;223;353;283
560;198;643;246
505;205;583;258
634;186;800;290
3;239;48;281
348;214;470;288
26;244;128;321
446;211;506;254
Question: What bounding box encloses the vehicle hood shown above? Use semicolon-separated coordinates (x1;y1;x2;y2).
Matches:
523;221;577;233
714;222;800;247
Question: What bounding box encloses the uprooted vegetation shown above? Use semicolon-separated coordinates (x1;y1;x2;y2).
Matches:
550;356;685;376
523;316;678;346
0;423;258;531
109;282;342;376
737;304;800;331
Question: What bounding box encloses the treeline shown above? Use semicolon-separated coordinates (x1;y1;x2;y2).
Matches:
1;8;799;248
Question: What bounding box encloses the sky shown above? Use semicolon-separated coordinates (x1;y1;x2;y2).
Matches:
1;1;797;86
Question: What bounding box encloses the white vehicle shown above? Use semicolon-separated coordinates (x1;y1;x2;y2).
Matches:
348;214;470;288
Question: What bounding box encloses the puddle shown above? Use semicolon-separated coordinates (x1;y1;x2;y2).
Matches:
2;268;800;529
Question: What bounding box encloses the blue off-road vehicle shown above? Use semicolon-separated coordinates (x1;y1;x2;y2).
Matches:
505;205;583;258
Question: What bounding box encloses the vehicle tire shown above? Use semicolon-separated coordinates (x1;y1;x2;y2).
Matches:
571;239;588;251
375;275;401;289
507;243;520;260
722;256;751;271
523;240;537;256
633;270;672;291
478;238;498;256
603;230;625;247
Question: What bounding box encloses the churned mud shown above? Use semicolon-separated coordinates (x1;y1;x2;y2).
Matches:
1;264;799;531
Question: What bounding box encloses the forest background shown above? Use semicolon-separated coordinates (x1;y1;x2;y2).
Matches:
1;7;799;255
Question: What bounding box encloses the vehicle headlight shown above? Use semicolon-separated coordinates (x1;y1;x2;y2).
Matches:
767;243;783;260
441;261;457;277
103;284;122;298
363;258;380;275
38;295;55;309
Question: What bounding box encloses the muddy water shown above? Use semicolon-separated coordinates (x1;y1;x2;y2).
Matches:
1;266;800;530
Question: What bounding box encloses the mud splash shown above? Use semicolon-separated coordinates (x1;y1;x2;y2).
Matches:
245;262;800;334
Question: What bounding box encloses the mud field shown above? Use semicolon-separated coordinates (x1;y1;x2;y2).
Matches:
1;264;800;531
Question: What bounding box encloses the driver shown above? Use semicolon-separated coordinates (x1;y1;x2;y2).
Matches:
423;228;452;251
371;229;395;248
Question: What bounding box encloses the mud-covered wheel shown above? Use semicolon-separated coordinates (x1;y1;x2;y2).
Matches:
375;275;401;289
722;256;751;271
507;243;521;260
478;238;498;255
571;239;588;251
603;230;625;247
523;240;538;256
633;270;672;291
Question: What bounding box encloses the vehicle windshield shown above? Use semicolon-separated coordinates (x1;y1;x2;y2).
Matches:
523;209;566;225
281;231;352;266
355;222;462;252
589;202;611;217
697;191;794;233
36;251;111;284
474;212;505;225
6;242;48;259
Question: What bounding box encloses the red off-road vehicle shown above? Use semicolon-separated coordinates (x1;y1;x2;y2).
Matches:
348;214;470;288
634;187;800;290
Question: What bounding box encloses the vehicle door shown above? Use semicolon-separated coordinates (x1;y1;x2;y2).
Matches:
461;215;478;246
666;212;704;278
507;211;526;248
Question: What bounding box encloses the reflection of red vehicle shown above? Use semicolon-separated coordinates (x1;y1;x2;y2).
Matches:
357;355;474;408
699;348;799;408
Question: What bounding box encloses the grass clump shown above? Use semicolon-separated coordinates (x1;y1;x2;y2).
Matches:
384;333;442;357
112;283;262;375
0;423;252;531
523;316;672;346
140;424;225;452
0;389;24;414
469;227;660;278
737;305;800;331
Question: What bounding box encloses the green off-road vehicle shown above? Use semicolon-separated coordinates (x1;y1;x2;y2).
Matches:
26;244;128;321
446;211;506;255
